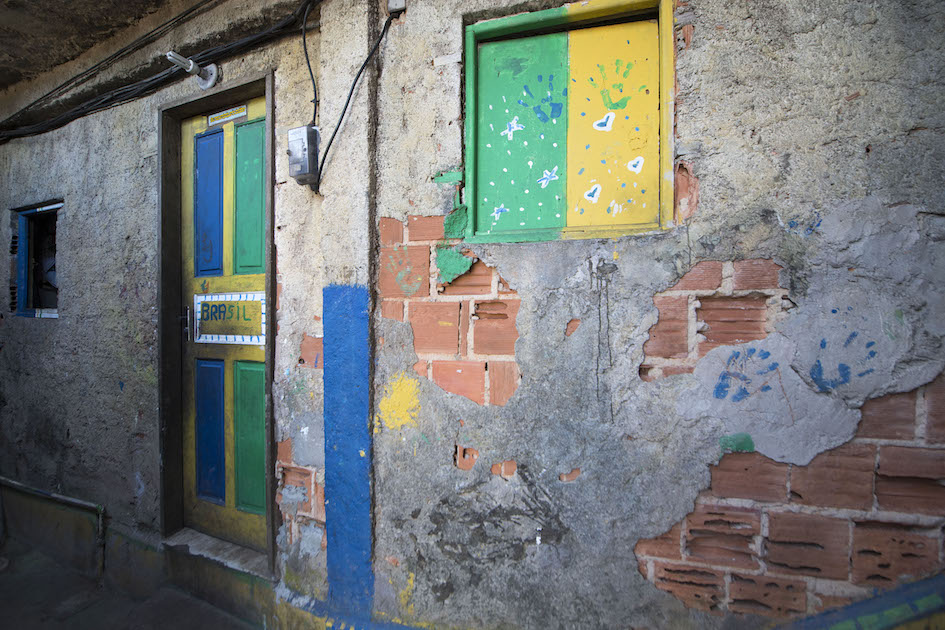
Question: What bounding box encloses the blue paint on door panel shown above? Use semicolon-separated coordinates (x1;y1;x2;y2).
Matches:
195;358;225;503
323;284;372;614
195;129;223;277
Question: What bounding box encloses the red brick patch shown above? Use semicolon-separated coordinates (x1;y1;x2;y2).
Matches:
491;460;517;479
674;161;700;223
439;260;492;295
489;361;519;406
635;523;682;561
379;217;404;246
856;391;916;440
454;445;479;471
409;302;460;354
565;318;581;337
280;466;314;514
299;333;323;369
790;443;876;510
766;512;850;580
879;446;945;479
728;573;806;618
559;467;582;483
473;300;520;355
852;522;939;586
684;504;760;569
431;361;485;404
379;245;429;298
652;562;724;612
710;453;788;502
875;476;945;516
380;300;404;321
733;259;782;290
407;215;445;241
670;261;723;291
697;296;768;356
643;295;689;359
926;373;945;443
277;438;293;465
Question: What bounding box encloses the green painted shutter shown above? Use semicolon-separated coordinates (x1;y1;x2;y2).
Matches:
234;360;265;514
234;119;265;275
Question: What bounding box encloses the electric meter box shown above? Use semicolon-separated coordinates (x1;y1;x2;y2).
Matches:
287;124;319;187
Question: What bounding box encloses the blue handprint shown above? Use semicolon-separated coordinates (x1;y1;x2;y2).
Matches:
518;74;566;123
809;332;878;392
713;348;780;402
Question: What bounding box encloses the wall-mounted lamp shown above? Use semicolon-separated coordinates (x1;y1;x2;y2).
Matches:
165;51;219;90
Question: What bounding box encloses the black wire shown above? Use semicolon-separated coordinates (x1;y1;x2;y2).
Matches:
315;14;393;193
0;0;318;143
301;1;318;125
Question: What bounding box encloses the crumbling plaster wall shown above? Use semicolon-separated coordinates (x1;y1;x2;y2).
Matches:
0;1;327;568
371;0;945;628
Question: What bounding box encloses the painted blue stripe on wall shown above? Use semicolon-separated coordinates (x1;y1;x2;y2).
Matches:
323;284;373;614
194;129;224;277
195;358;226;503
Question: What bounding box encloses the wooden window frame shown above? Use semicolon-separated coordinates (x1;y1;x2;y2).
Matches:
463;0;675;242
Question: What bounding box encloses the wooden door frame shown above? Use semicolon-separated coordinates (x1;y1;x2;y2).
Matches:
157;70;277;575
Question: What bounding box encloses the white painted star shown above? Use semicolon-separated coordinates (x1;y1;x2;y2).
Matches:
492;204;510;221
500;116;525;141
537;166;559;188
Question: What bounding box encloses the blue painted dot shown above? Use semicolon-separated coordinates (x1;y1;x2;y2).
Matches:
601;159;606;164
572;78;576;82
585;144;590;149
538;74;542;81
626;199;632;203
586;97;591;102
621;183;626;188
641;189;646;193
578;168;585;174
635;126;640;131
625;116;629;120
831;309;838;313
820;339;828;349
581;112;586;117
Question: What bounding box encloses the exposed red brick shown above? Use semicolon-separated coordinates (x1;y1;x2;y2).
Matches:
473;300;520;355
439;260;493;295
407;215;445;241
276;281;282;311
926;372;945;444
313;481;325;523
728;573;806;618
454;445;479;471
280;466;314;514
766;512;850;580
652;562;724;612
491;460;517;479
489;361;519;406
733;259;782;290
635;524;682;561
277;438;293;465
679;24;694;49
497;275;515;294
670;261;723;291
565;318;581;337
879;446;945;479
710;453;788;502
299;333;323;369
852;522;940;586
790;443;876;510
409;302;460;354
459;302;469;356
431;361;486;404
412;360;427;378
685;504;760;569
379;245;430;298
644;295;689;359
639;365;657;382
559;468;582;483
380;300;404;321
379;217;404;246
857;390;916;440
674;161;700;223
663;366;695;377
697;295;768;356
875;475;945;516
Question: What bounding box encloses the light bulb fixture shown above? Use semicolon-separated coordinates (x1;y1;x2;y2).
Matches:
165;51;219;90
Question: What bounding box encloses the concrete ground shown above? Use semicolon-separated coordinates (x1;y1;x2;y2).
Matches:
0;537;258;630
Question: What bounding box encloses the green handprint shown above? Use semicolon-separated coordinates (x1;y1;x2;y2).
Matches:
588;59;633;110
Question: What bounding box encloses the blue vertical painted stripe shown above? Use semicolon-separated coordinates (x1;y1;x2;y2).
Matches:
323;284;373;614
194;129;224;277
16;214;29;314
195;358;226;503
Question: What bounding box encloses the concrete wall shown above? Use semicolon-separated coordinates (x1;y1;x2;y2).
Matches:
0;0;943;628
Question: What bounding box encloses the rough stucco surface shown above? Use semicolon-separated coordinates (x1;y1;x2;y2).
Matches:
370;0;945;628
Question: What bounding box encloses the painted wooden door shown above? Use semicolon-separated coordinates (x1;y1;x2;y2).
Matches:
181;97;267;551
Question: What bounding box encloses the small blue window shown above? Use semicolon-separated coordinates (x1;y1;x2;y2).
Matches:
11;200;61;318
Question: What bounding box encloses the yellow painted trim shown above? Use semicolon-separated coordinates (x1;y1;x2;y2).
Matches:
658;0;675;227
222;121;235;276
246;96;265;120
560;223;661;240
565;0;658;22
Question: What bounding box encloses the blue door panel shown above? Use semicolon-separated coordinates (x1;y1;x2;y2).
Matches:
195;130;223;277
195;359;225;503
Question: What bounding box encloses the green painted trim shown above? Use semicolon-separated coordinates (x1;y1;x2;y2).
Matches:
719;433;755;457
433;170;463;184
464;29;478;242
465;228;562;244
467;6;568;40
436;245;473;284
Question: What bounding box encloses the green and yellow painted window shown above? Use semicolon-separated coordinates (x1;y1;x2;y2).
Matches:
464;0;674;242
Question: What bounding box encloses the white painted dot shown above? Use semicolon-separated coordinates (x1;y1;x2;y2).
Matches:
540;134;545;139
555;195;560;200
490;181;495;186
507;150;511;155
489;124;494;130
525;189;530;194
511;180;515;184
503;168;508;172
505;109;509;113
633;182;638;187
608;169;612;173
502;96;507;102
483;197;488;202
553;143;558;147
523;141;528;146
538;202;543;206
489;105;493;110
643;203;647;208
519;207;525;211
486;143;492;148
528;160;533;168
556;213;561;218
552;119;557;124
520;222;525;226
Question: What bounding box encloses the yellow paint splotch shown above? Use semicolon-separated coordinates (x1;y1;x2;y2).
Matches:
399;572;416;617
376;373;421;432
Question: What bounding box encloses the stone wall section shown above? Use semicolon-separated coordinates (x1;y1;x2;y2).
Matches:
635;373;945;619
378;215;520;406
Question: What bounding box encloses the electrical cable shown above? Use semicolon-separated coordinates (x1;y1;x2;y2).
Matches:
2;0;223;127
0;0;320;143
301;1;318;125
315;14;394;193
